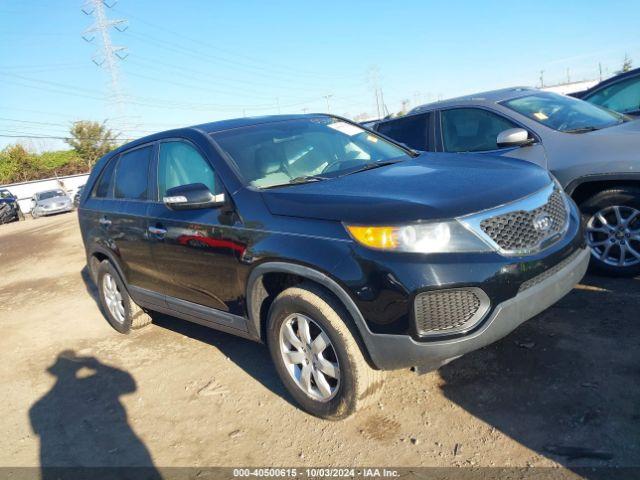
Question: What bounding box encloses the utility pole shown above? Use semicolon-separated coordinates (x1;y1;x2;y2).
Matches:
82;0;128;133
539;70;545;88
276;97;281;114
566;68;571;84
369;66;381;118
598;62;603;82
301;107;309;114
322;94;333;114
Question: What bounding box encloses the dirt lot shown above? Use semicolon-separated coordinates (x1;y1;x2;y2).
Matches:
0;214;638;475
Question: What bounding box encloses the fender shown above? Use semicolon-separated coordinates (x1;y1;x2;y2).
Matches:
565;172;640;196
246;261;378;364
87;245;128;287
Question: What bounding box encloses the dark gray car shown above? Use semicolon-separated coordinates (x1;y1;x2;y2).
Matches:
372;87;640;276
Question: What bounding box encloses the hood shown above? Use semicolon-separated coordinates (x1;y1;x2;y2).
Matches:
37;196;70;207
260;153;552;224
548;119;640;180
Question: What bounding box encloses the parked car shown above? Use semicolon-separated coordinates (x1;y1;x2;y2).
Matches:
79;115;588;419
0;188;24;224
372;87;640;276
73;185;85;208
31;189;73;218
573;67;640;117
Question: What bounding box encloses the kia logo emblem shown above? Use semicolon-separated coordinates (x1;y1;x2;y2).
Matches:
533;214;553;232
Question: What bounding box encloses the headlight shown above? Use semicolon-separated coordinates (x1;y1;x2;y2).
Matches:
345;221;492;253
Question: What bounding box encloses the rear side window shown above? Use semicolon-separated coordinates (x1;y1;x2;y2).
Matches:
92;157;117;198
157;141;218;198
114;146;152;200
376;114;430;150
441;108;517;152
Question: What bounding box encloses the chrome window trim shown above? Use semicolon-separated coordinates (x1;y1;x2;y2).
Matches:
457;182;570;256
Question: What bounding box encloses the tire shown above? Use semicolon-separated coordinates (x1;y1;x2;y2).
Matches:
267;282;383;420
17;209;24;221
31;210;39;219
96;260;152;333
579;187;640;277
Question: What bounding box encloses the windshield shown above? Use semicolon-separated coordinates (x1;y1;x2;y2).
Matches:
38;190;65;200
0;189;12;199
502;92;624;132
211;117;411;188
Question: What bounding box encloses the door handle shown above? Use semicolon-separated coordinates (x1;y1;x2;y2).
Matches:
99;217;111;227
148;225;167;236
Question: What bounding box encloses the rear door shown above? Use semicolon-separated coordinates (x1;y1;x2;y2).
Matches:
146;139;244;318
437;107;548;168
108;144;156;291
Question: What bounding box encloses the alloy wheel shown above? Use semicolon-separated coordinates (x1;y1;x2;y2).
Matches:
586;205;640;267
279;313;340;402
102;273;126;324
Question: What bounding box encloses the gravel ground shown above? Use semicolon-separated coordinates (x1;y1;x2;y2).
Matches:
0;214;638;477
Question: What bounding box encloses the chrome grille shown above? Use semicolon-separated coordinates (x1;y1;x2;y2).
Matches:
414;288;489;337
478;188;568;254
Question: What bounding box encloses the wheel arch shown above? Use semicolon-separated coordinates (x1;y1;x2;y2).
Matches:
87;246;127;287
566;174;640;205
246;262;378;368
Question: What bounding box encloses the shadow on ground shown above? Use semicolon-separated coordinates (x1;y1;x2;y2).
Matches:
29;350;162;479
438;274;640;477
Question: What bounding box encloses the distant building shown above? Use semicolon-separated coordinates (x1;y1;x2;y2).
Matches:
541;79;598;95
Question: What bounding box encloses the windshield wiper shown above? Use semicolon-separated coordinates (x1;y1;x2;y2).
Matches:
564;126;600;133
341;160;400;177
262;175;329;189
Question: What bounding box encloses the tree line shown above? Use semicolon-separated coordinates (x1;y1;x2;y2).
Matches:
0;121;118;185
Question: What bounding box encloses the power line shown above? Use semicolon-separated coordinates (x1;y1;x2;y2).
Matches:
82;0;129;128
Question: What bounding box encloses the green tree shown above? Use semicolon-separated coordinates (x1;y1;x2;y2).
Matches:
65;121;118;167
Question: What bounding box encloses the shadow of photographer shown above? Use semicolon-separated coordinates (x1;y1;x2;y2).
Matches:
29;350;161;479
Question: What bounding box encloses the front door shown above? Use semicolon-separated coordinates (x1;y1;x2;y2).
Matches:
146;139;243;315
438;107;548;169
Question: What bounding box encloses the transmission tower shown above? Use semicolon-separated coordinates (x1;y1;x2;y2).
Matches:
82;0;128;131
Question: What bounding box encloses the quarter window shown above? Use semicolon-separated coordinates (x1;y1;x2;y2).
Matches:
92;157;117;198
376;114;429;151
441;108;517;152
158;141;218;198
114;146;152;200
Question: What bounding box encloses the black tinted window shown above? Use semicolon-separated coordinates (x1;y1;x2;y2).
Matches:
114;146;151;200
441;108;517;152
92;157;117;198
376;114;429;150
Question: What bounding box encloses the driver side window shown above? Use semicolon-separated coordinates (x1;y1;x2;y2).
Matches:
441;108;517;152
158;141;219;198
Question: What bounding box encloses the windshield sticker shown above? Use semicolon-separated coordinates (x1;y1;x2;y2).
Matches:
328;121;365;136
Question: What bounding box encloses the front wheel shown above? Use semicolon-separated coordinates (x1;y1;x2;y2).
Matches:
267;283;383;420
580;187;640;277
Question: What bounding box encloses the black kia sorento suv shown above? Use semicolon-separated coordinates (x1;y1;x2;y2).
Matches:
78;115;589;419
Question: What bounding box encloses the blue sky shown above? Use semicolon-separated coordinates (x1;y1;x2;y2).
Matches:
1;0;639;150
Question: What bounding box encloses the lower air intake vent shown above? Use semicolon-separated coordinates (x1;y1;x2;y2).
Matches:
414;288;490;337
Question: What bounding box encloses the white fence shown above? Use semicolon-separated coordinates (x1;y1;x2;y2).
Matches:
0;173;90;213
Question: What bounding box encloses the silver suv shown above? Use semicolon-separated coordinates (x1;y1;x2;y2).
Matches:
372;87;640;276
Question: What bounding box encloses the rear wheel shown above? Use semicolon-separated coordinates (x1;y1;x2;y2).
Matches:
96;260;152;333
267;283;383;420
580;187;640;277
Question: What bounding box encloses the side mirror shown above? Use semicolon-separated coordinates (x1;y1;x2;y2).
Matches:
163;183;225;210
496;128;535;148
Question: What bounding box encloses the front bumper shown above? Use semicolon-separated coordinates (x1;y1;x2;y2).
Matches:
38;205;73;216
363;246;590;371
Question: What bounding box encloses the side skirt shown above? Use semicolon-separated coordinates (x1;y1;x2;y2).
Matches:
129;286;258;342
